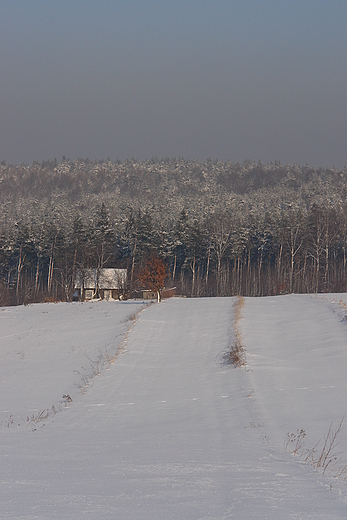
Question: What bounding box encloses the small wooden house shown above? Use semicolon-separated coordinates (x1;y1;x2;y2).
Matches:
142;290;157;300
130;287;176;300
75;268;127;301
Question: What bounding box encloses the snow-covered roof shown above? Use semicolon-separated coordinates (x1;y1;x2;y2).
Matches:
75;268;127;289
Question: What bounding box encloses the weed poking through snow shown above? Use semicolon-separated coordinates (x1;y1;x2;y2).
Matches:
223;296;246;367
286;418;347;482
285;429;307;455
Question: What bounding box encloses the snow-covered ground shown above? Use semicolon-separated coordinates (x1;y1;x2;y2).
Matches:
1;295;347;518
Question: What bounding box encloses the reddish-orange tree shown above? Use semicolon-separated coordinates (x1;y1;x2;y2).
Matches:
139;256;167;302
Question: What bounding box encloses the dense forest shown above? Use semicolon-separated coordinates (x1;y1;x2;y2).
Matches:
1;157;347;305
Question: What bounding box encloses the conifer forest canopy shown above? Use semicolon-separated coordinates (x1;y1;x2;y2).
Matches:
1;157;347;305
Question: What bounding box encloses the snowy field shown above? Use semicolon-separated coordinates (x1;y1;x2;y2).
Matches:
1;295;347;518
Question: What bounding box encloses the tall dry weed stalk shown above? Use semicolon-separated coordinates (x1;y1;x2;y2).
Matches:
225;296;246;367
339;300;347;321
286;418;347;482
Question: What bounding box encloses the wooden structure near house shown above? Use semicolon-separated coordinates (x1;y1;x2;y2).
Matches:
130;287;176;301
75;268;127;301
142;290;157;300
161;287;176;299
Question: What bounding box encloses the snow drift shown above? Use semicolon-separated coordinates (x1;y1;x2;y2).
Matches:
1;295;347;518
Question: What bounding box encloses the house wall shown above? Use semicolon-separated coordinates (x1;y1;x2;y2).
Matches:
142;291;157;300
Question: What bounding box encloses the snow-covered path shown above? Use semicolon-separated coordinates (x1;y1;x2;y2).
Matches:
1;297;347;518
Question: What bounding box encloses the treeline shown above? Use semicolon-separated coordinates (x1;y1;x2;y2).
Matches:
1;157;347;304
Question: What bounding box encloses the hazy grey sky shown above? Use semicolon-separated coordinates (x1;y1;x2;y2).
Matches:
1;0;347;167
